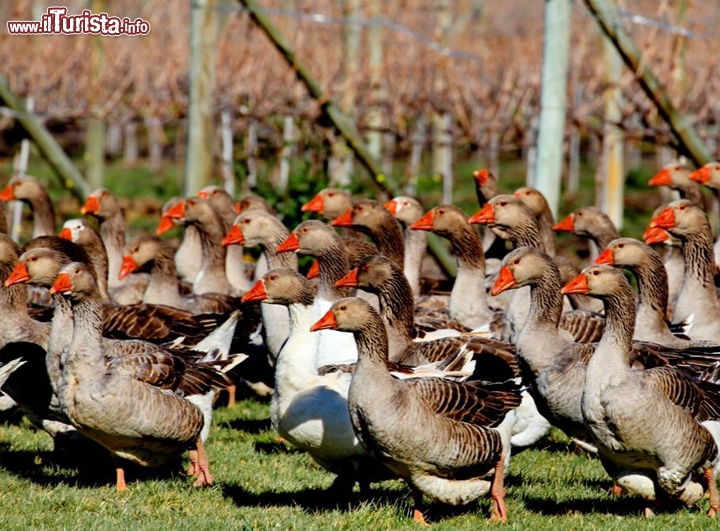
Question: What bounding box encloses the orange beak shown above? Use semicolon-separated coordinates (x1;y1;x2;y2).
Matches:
310;309;337;332
301;194;324;213
644;227;668;245
473;169;489;185
562;273;589;295
491;266;516;296
118;255;138;280
649;207;675;229
648;168;671;187
331;208;354;228
58;227;73;241
0;185;14;202
5;262;29;286
689;166;711;184
468;203;494;225
80;195;99;215
163;201;185;220
384;199;398;215
410;211;435;231
156;216;175;235
276;232;300;253
222;225;244;247
335;268;359;288
553;214;575;232
234;202;242;214
49;272;72;295
197;190;210;199
241;280;267;303
306;260;320;279
594;248;614;266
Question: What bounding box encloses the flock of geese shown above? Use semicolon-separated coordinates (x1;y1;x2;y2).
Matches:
0;161;720;524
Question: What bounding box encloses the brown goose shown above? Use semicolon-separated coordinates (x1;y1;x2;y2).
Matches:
472;168;505;256
120;234;236;314
689;162;720;271
157;197;202;284
650;162;705;208
593;238;712;348
302;188;353;221
383;196;426;298
650;200;720;341
553;206;620;254
410;205;495;330
197;185;253;292
160;197;235;296
222;209;293;361
81;188;148;304
513;187;557;256
241;269;392;493
563;265;720;516
59;218;112;302
469;195;605;342
331;199;405;269
51;262;231;491
235;194;276;215
311;297;522;524
0;175;55;237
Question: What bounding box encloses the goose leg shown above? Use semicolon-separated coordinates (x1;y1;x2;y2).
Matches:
706;467;719;518
489;453;508;523
226;384;236;408
188;437;213;487
411;489;429;526
113;458;127;492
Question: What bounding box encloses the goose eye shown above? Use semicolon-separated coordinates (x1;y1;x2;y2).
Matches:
301;227;308;233
30;256;37;262
243;218;251;224
525;191;530;195
513;259;520;265
187;200;195;206
499;201;506;207
402;201;408;206
674;165;680;171
438;209;445;215
327;192;334;197
100;191;107;197
576;211;583;217
339;305;346;311
356;206;363;212
12;182;18;188
212;190;218;196
618;243;624;249
679;204;686;210
592;270;599;276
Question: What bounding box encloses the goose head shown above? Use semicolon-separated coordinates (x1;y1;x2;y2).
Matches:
235;195;275;216
411;205;469;238
335;255;397;292
0;176;47;205
197;185;236;218
120;234;163;280
384;196;423;226
648;162;694;189
277;220;338;256
553;207;614;240
8;247;65;288
473;168;499;204
310;297;379;334
242;268;315;306
81;188;121;219
649;199;710;240
331;199;398;236
469;194;535;241
513;187;551;218
491;246;557;295
50;262;97;300
562;264;630;300
302;188;352;221
689;161;720;191
594;238;652;268
59;218;101;248
223;209;281;248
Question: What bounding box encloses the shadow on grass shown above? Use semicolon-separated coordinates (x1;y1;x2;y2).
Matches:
0;441;191;490
223;417;272;433
253;440;303;455
222;482;410;515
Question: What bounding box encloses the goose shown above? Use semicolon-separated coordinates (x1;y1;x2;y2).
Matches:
410;205;495;329
0;175;55;237
222;209;294;362
513;187;557;255
276;220;359;366
643;206;686;314
119;234;237;314
81;188;148;304
472;168;505;257
553;206;620;255
563;265;720;516
593;237;715;348
689;161;720;271
383;196;426;298
469;195;605;342
335;254;550;451
59;218;112;302
650;162;705;208
649;200;720;341
302;188;353;221
241;269;392;493
51;262;232;491
157;197;202;284
159;197;236;296
197;185;254;292
311;297;522;524
235;194;276;215
331;199;405;269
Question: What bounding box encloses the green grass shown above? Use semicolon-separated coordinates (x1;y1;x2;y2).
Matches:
0;400;715;530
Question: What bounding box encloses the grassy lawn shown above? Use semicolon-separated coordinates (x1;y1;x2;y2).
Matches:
0;399;715;530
